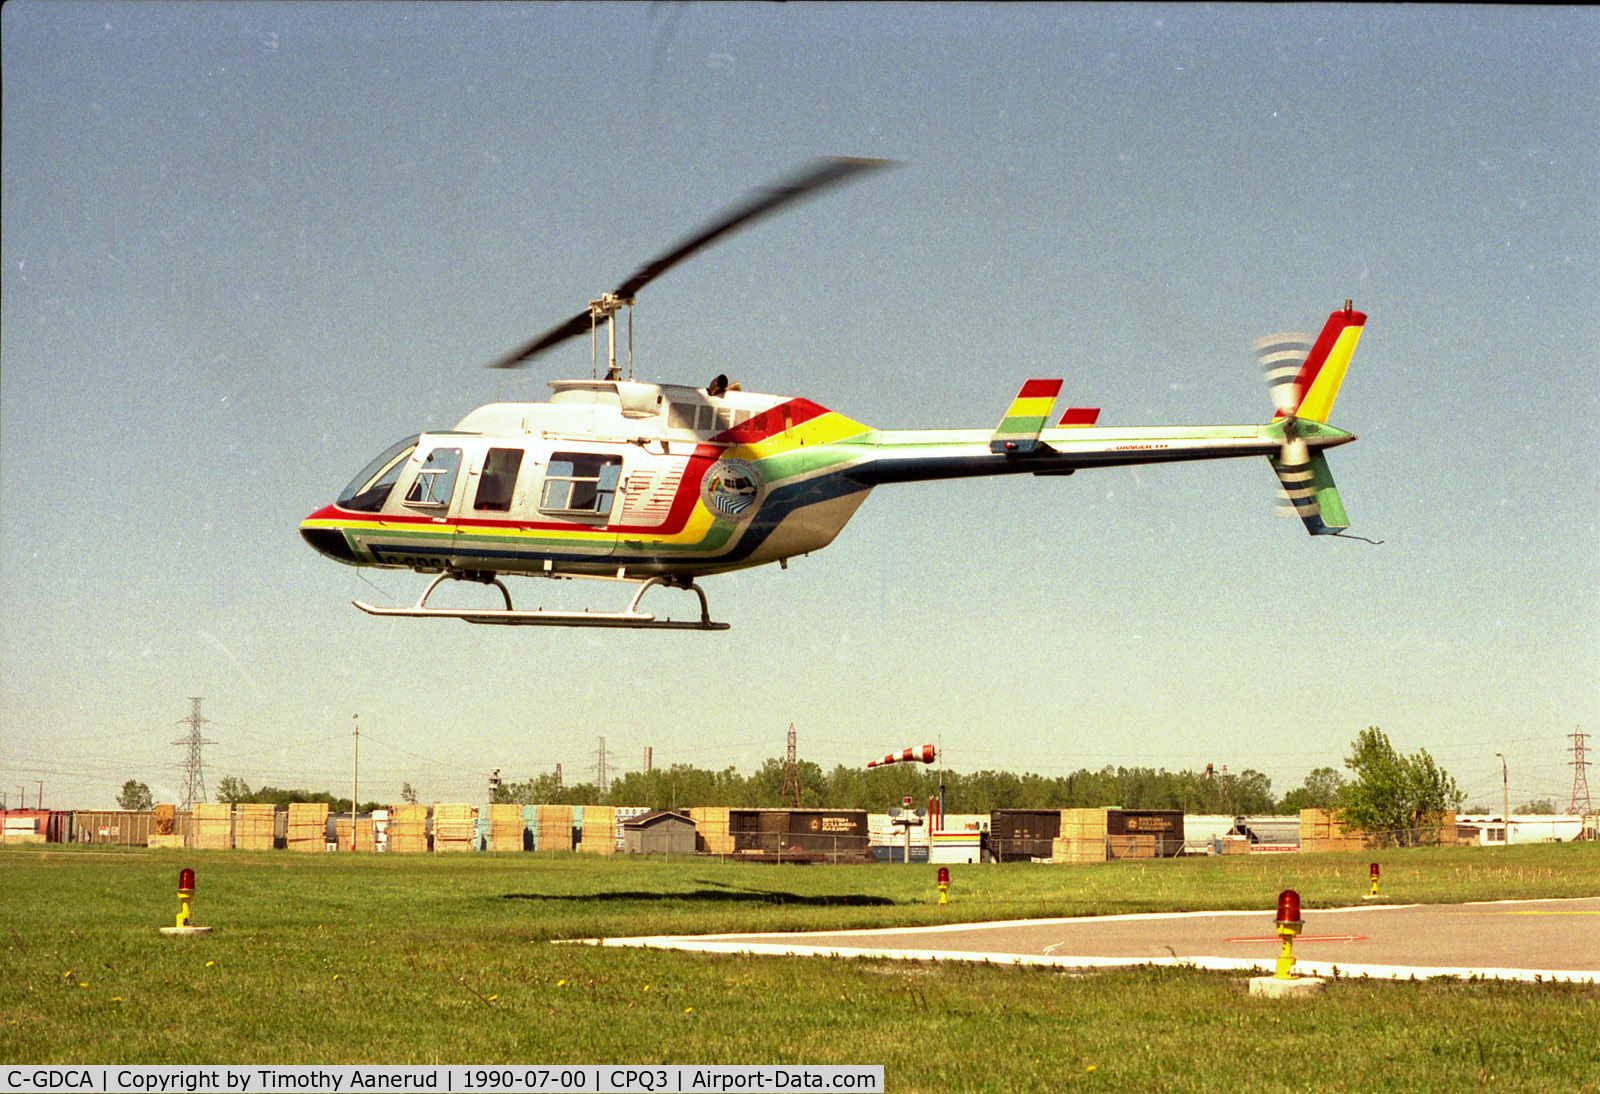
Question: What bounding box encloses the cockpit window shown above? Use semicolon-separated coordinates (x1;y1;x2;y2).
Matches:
540;452;622;515
405;446;464;506
337;435;418;512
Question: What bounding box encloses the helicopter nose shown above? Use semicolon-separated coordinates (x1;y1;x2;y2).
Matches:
300;509;359;564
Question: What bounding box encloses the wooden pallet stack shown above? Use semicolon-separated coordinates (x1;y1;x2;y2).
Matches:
432;803;477;852
577;806;616;855
388;805;427;853
191;803;233;850
287;802;329;852
536;805;573;851
487;804;525;852
689;807;730;855
235;804;276;851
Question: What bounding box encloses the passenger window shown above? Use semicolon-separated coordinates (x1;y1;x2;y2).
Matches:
473;448;524;512
668;402;698;431
540;453;623;516
404;447;463;506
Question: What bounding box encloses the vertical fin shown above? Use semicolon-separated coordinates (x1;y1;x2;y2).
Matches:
990;379;1062;454
1290;304;1367;424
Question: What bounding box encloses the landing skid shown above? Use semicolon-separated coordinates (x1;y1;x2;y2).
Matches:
353;572;730;631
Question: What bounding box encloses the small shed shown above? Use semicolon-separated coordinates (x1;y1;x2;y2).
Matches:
622;810;696;856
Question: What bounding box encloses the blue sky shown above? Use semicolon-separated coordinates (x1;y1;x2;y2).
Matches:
3;2;1595;812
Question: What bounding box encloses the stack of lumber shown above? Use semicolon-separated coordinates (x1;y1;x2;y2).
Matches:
287;802;329;852
1051;808;1107;864
153;804;177;836
487;804;525;852
235;804;276;851
577;805;616;855
690;807;732;855
332;817;377;852
432;803;477;852
192;803;233;850
1299;809;1366;852
1106;834;1160;860
388;805;427;853
535;805;573;851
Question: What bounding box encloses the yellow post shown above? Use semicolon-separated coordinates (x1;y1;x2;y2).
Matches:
1274;922;1301;979
937;867;950;905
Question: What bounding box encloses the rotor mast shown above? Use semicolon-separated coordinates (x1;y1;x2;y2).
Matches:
589;292;634;380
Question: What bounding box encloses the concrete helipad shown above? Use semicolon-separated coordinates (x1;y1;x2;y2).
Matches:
599;896;1600;983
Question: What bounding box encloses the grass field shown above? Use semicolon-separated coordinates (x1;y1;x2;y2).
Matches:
3;842;1598;1092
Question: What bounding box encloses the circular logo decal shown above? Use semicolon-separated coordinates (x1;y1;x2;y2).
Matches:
700;458;765;520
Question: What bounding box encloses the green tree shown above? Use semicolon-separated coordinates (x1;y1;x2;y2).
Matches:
1517;799;1556;815
400;782;420;805
215;775;253;804
1337;727;1464;846
1280;766;1346;813
116;779;153;811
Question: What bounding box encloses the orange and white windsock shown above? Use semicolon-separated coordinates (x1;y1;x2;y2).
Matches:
867;744;936;768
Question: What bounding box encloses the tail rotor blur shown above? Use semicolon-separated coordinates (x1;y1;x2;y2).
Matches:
1254;331;1315;518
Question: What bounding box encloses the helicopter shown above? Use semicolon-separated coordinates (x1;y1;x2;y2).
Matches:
300;157;1367;631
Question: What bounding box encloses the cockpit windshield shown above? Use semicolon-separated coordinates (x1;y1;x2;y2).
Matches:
337;435;419;512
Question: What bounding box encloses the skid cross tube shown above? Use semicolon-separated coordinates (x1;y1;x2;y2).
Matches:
353;572;729;630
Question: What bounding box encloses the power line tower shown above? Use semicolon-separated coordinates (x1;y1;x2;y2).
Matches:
593;735;614;795
172;697;216;811
781;723;801;807
1569;727;1592;814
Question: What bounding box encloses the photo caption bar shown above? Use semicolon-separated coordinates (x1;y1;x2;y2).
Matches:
2;1066;884;1094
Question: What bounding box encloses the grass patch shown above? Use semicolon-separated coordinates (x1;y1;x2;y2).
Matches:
2;843;1597;1091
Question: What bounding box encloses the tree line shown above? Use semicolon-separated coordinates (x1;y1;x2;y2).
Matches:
115;727;1466;844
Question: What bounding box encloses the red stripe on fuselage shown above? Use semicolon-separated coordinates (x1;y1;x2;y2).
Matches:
713;397;832;445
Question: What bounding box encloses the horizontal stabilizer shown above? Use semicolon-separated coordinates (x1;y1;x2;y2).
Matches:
1058;407;1101;427
990;379;1062;454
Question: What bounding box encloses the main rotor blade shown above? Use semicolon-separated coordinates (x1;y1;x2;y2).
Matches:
613;155;895;301
488;156;896;370
487;310;595;369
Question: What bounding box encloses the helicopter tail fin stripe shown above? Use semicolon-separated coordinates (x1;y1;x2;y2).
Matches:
1058;407;1101;427
1288;305;1366;424
990;379;1062;454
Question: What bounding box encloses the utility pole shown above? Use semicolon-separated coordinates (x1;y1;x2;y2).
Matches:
351;714;360;852
1569;727;1592;814
173;698;216;811
1495;753;1508;845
